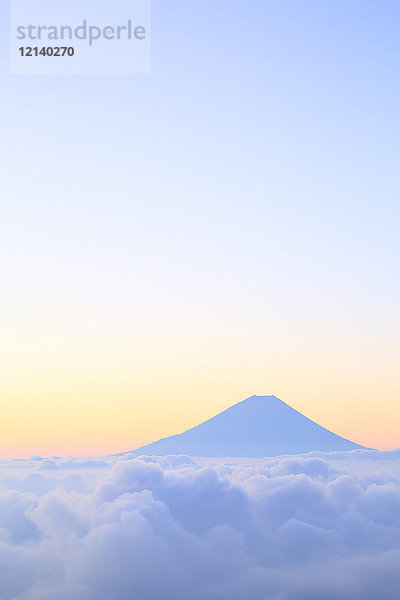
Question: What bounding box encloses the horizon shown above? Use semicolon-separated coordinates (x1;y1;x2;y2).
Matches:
0;388;396;459
1;394;384;460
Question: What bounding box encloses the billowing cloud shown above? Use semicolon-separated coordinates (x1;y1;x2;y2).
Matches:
0;450;400;598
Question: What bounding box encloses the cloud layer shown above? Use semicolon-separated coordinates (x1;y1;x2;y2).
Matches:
1;450;400;599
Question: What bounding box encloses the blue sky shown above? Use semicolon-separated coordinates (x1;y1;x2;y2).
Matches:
0;1;399;455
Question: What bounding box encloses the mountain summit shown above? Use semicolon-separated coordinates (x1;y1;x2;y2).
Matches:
133;395;365;458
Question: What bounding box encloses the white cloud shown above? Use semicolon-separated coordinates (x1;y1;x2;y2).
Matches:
0;450;400;598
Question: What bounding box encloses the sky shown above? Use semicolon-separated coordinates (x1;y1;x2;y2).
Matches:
0;0;399;457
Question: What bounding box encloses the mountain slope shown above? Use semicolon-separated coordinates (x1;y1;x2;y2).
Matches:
132;395;365;458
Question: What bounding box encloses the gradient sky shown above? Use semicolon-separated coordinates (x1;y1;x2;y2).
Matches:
0;1;399;457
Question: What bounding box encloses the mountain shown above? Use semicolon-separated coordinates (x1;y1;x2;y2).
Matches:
132;395;365;458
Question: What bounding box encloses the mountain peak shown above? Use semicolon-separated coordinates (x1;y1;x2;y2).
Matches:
243;394;279;401
132;395;365;458
241;394;285;404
